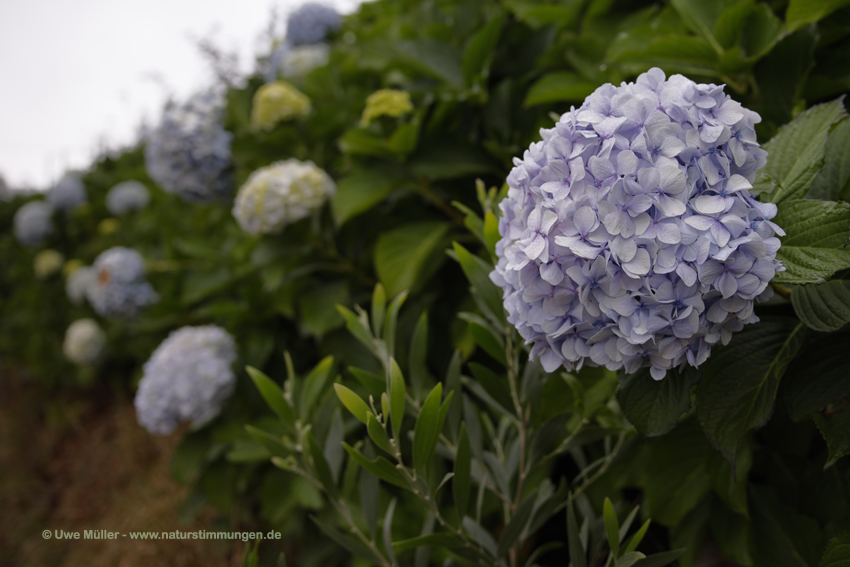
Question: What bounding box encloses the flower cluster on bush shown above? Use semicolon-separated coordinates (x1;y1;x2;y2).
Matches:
267;43;330;82
13;201;53;247
134;325;237;435
106;180;150;214
33;249;64;279
491;68;783;379
66;265;96;305
232;158;335;234
286;2;341;46
63;319;106;365
360;89;413;126
251;81;311;131
47;173;87;212
86;247;158;318
145;91;233;203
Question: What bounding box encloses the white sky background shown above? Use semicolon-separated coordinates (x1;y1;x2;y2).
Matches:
0;0;360;191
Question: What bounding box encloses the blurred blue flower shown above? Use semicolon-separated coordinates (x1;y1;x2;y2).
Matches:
47;173;87;212
106;180;150;214
13;200;53;247
145;91;233;203
286;2;341;46
491;68;783;380
86;247;158;319
134;325;237;435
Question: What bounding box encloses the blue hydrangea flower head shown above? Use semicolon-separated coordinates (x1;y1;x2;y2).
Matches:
106;180;150;214
86;246;158;318
145;91;233;203
134;325;237;435
491;67;782;380
286;2;341;46
47;173;87;212
13;200;54;247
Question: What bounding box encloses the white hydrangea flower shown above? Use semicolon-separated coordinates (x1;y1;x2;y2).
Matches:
106;180;150;214
134;326;238;435
14;201;53;247
268;43;330;81
66;266;96;305
63;319;107;365
232;159;335;234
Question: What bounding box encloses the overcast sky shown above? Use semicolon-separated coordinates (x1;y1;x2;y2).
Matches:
0;0;359;190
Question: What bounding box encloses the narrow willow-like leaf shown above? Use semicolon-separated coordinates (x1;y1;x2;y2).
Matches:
375;222;450;298
311;516;382;564
383;498;397;566
367;412;394;455
392;533;464;553
634;549;687;567
307;431;337;498
334;384;371;425
299;356;334;419
468;321;507;364
413;383;444;475
623;519;651;554
390;358;406;442
342;442;410;489
452;242;505;326
497;496;535;557
244;425;288;459
453;423;472;520
408;312;429;397
372;283;387;338
603;498;620;558
336;305;375;351
567;496;586;567
246;366;296;432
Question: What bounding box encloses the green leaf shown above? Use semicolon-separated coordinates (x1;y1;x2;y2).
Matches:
753;25;817;126
497;496;535;557
792;280;850;332
786;0;850;32
713;0;754;50
245;425;288;460
375;221;451;298
750;486;823;567
349;366;385;399
409;312;429;398
462;12;506;87
616;553;647;567
773;199;850;284
409;142;501;180
634;550;686;567
468;321;506;364
669;0;724;53
697;318;807;465
384;291;407;361
784;331;850;420
606;34;720;77
814;410;850;468
820;530;850;567
342;442;410;489
623;519;651;554
394;40;464;88
390;358;406;443
808;118;850;201
524;72;597;107
567;495;586;567
171;431;211;485
311;516;382;564
372;284;387;339
453;423;472;519
247;366;296;432
484;211;500;259
452;242;505;326
299;356;335;419
307;431;337;498
742;4;784;60
336;305;375;351
413;383;444;475
334;384;371;425
332;168;404;226
383;498;397;566
757;98;848;203
603;498;620;558
392;533;464;553
367;413;394;455
616;366;699;437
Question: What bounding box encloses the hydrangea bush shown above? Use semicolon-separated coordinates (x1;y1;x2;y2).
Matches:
491;68;783;379
47;173;87;212
106;180;150;214
145;91;233;202
13;200;53;247
63;319;106;365
86;247;158;318
232;159;335;234
134;325;237;435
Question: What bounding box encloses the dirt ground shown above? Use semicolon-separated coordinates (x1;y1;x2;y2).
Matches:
0;372;245;567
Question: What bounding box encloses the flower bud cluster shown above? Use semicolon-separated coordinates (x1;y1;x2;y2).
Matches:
491;68;782;379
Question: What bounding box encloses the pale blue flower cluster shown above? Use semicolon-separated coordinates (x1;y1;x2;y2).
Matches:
145;91;233;203
106;180;150;214
265;43;330;83
134;325;237;435
13;201;53;247
491;68;782;380
47;173;87;212
86;247;158;318
286;2;341;46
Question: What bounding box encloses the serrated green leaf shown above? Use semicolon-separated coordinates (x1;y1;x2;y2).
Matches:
792;280;850;332
603;498;620;558
773;199;850;284
524;72;597;106
784;331;850;420
786;0;850;32
808;118;850;201
334;384;371;425
453;423;472;519
814;410;850;468
497;496;536;557
413;383;444;475
820;530;850;566
375;221;451;298
616;366;699;437
697;318;807;465
342;442;410;489
452;242;505;326
247;366;296;432
758;98;848;203
390;358;406;442
750;486;823;567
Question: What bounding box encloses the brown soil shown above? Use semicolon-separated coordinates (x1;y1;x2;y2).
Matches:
0;372;244;567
